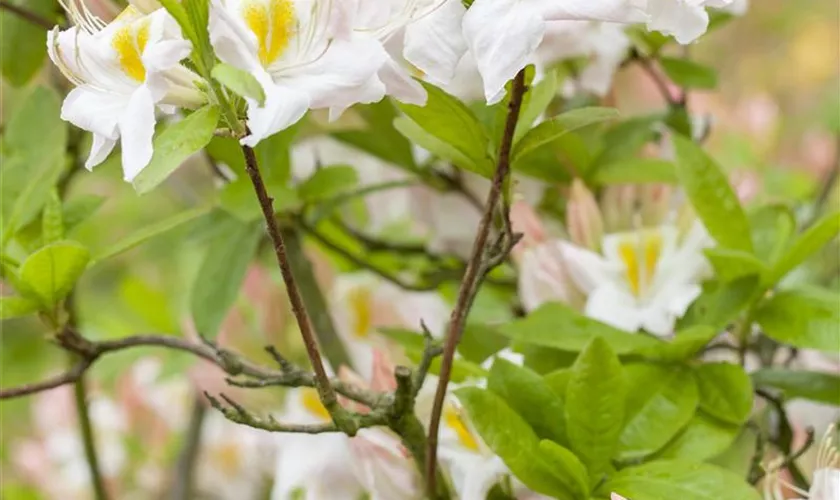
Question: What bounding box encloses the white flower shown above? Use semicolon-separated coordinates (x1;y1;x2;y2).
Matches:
209;0;389;147
641;0;736;44
48;2;201;180
560;222;712;336
765;425;840;500
462;0;645;103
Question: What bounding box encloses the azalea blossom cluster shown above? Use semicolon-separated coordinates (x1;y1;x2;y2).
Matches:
48;0;746;180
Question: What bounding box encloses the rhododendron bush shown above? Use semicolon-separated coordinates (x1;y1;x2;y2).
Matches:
1;0;838;498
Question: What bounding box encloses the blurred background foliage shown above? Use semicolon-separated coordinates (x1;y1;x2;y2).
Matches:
0;0;838;493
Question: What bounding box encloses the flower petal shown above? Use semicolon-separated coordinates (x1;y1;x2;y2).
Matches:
377;57;427;106
645;0;710;44
585;283;643;332
463;0;545;103
86;134;117;170
404;0;468;85
118;85;157;181
61;86;125;139
559;241;620;294
209;0;262;73
242;72;310;147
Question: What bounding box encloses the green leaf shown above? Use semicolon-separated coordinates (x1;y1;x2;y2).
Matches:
497;303;661;354
132;106;221;194
41;190;64;245
751;369;840;405
512;107;619;164
603;460;760;500
656;413;740;462
0;0;54;86
537;440;590;500
332;100;417;172
770;211;840;282
672;135;753;252
1;87;67;239
488;359;567;444
619;364;698;460
396;81;491;175
629;326;717;362
694;363;753;425
704;248;768;283
93;207;210;262
191;218;262;337
659;57;718;89
565;337;626;479
592;159;677;185
749;204;795;264
458;323;510;364
18;241;90;307
393;116;486;175
0;296;40;319
515;69;560;142
455;387;586;499
755;287;840;353
677;276;760;331
158;0;198;51
591;115;661;167
212;63;265;106
298;166;359;203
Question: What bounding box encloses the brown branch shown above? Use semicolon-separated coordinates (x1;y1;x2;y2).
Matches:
0;358;92;399
240;144;355;430
0;0;54;29
425;69;528;498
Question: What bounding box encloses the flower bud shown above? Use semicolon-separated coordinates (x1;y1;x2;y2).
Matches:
639;184;674;227
510;198;547;262
127;0;162;14
566;179;604;251
600;185;637;232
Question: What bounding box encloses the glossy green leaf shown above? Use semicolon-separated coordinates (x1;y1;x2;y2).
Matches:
704;248;768;283
619;364;698;460
751;369;840;405
677;276;760;330
770;211;840;282
592;158;677;185
694;363;753;425
393;116;486;175
396;82;491;174
660;57;718;89
656;413;740;462
514;69;560;142
455;387;585;499
298;166;359;203
604;460;760;500
62;195;105;233
191;218;262;337
629;326;717;362
18;240;90;307
488;359;567;444
93;207;210;263
755;287;840;353
565;337;626;479
41;190;64;245
212;63;265;106
0;296;40;319
332;100;417;171
133;106;221;194
0;0;54;86
537;440;590;500
497;303;661;354
749;204;795;264
458;323;510;364
672;135;753;252
512;107;618;164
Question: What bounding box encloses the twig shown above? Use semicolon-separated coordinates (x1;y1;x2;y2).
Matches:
0;358;92;398
425;69;528;498
413;321;443;396
633;53;678;107
240;144;355;431
279;227;352;370
74;374;110;500
755;389;811;489
170;395;207;500
0;0;54;29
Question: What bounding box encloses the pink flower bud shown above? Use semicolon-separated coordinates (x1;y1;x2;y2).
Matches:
510;199;547;261
639;184;674;226
730;170;761;204
601;185;637;232
566;179;604;251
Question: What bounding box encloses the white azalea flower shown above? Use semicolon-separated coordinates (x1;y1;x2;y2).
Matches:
462;0;645;103
48;2;202;180
561;222;711;336
641;0;737;44
208;0;389;147
765;425;840;500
